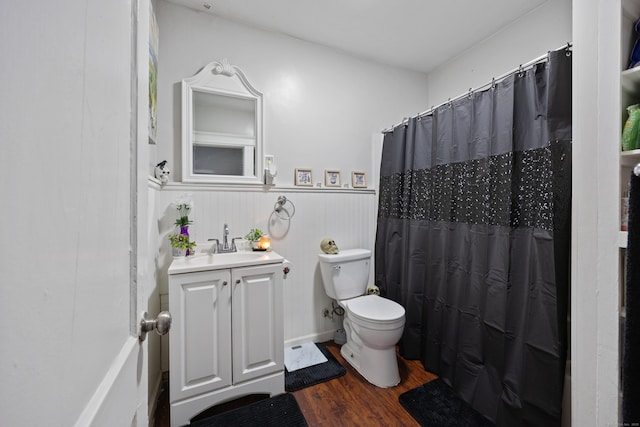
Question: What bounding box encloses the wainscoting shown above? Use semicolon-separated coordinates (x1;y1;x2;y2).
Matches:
154;184;378;354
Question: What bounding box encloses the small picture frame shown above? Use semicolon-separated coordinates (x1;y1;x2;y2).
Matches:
324;170;341;187
295;168;313;186
352;171;367;188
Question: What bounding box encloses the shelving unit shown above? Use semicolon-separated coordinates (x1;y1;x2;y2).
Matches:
619;1;640;418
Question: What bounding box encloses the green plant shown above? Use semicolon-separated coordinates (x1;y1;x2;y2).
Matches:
244;228;263;243
169;233;197;253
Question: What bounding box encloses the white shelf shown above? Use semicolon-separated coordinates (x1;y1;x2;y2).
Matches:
621;66;640;92
621;149;640;168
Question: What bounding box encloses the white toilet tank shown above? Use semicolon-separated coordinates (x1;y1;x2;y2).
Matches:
318;249;371;300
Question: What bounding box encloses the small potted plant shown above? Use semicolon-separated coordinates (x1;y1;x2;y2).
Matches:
244;228;266;251
169;233;197;257
169;194;197;257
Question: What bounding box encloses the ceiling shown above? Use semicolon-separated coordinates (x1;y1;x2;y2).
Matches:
165;0;549;74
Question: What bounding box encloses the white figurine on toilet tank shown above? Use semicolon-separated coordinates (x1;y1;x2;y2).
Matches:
318;240;406;388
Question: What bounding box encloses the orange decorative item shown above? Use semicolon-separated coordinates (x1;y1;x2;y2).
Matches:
256;235;271;251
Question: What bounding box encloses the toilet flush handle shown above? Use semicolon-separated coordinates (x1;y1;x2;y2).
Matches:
333;265;341;270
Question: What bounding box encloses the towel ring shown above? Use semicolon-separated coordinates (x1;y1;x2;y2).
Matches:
274;196;296;220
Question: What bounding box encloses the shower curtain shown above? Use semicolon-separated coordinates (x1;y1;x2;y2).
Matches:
375;49;571;426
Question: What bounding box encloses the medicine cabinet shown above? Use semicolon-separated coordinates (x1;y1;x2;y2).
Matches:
182;59;263;184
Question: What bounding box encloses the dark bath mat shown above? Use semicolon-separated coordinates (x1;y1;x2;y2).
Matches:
285;342;346;392
399;378;495;427
189;392;307;427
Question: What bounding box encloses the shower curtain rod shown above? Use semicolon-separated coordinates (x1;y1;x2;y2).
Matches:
381;42;573;134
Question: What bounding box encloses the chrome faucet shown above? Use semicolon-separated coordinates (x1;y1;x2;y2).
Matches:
223;224;230;251
211;224;241;253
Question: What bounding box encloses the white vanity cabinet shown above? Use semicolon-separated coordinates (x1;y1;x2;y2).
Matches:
167;252;285;427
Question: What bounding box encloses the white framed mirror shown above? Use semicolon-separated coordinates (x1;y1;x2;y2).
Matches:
182;59;263;184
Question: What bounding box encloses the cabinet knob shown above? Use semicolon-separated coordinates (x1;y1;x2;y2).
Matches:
236;279;241;284
139;311;172;342
222;281;228;286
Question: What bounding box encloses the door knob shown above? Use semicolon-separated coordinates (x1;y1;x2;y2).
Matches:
139;311;172;342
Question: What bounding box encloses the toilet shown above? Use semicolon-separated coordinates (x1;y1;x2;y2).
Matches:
318;248;405;387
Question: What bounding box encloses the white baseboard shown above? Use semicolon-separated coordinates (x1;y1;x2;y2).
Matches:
285;330;336;348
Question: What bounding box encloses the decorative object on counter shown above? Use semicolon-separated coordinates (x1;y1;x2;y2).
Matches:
366;285;381;296
622;104;640;151
351;171;367;188
244;228;264;250
320;238;339;254
295;168;313;186
273;195;296;220
169;194;196;257
154;160;170;183
324;170;341;187
264;154;277;186
255;235;271;251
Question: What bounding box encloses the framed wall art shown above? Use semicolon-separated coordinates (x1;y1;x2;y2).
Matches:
295;168;313;186
352;171;367;188
324;170;341;187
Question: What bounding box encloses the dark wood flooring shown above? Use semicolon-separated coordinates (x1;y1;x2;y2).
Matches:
153;341;437;427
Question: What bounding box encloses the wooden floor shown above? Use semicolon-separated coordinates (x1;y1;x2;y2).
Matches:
153;341;437;427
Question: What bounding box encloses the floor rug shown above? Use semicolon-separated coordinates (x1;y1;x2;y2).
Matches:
399;378;495;427
189;393;307;427
285;342;346;392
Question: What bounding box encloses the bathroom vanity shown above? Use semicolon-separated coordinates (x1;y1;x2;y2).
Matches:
167;251;286;426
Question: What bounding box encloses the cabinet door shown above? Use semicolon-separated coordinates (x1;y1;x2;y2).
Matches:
169;269;232;402
231;264;284;384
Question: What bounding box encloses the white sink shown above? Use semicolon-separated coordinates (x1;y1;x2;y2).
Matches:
168;250;284;274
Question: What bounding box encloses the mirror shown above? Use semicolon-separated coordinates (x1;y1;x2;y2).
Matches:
182;59;263;184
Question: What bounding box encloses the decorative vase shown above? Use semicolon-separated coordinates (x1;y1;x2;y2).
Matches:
172;247;187;258
180;225;191;256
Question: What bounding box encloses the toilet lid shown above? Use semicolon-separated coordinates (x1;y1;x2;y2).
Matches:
346;295;405;322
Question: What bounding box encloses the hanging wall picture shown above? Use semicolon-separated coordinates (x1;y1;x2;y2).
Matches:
324;170;341;187
148;1;159;144
352;171;367;188
295;168;313;186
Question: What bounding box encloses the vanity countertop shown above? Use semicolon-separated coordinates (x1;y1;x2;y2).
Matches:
168;250;285;275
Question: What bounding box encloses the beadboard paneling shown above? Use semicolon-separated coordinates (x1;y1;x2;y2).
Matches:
154;186;377;345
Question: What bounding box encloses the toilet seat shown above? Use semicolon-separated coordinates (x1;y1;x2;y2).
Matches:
342;295;405;328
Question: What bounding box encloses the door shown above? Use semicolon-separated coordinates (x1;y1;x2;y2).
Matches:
0;1;153;426
232;264;284;383
169;269;232;402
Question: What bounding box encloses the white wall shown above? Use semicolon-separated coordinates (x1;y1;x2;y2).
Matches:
150;0;576;378
153;1;430;184
150;0;431;367
572;1;625;426
425;0;572;107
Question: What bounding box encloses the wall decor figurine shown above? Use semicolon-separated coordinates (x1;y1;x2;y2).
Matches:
154;160;171;183
320;238;339;254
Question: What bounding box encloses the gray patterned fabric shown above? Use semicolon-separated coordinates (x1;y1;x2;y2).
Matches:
376;49;571;426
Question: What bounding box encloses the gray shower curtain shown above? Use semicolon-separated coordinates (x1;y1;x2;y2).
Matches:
375;49;571;426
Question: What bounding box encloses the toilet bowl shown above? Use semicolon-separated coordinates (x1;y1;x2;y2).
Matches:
318;249;406;387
